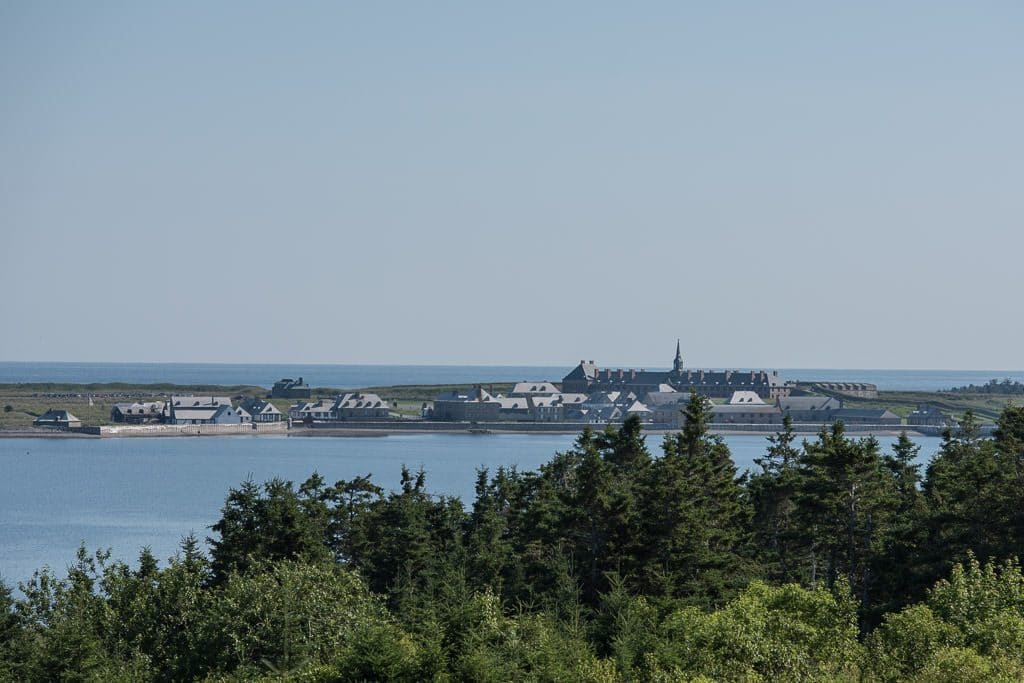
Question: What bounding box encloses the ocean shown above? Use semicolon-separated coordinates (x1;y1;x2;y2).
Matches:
1;362;1022;392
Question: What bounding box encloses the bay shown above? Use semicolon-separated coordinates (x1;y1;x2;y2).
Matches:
0;432;943;588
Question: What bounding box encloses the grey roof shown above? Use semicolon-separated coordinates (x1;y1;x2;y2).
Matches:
239;398;282;416
727;391;766;405
676;370;784;388
712;404;782;415
497;397;530;410
335;393;387;409
170;396;231;408
832;409;899;419
435;386;496;403
35;409;80;422
170;407;220;420
624;400;651;413
113;401;165;414
778;396;842;411
590;370;669;386
509;382;560;396
563;361;599;381
641;391;687;406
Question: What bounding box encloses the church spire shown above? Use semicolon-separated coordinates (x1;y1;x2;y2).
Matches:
673;339;683;373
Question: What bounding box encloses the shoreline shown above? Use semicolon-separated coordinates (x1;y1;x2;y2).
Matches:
0;424;933;439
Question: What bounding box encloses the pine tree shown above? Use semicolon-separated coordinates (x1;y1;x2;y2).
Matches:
749;415;802;582
636;391;753;606
794;423;896;625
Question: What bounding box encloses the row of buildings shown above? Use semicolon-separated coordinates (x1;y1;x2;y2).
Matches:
287;393;391;421
425;383;910;427
110;396;285;425
422;343;910;427
109;393;394;425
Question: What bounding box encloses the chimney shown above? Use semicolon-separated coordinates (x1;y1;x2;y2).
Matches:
618;369;624;379
631;369;636;380
606;369;612;380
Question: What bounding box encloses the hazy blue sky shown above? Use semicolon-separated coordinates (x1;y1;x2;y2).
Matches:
2;2;1022;369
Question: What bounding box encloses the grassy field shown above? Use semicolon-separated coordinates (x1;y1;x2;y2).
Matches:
0;383;267;429
817;389;1014;423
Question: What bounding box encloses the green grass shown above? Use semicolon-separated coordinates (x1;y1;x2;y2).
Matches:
816;389;1014;423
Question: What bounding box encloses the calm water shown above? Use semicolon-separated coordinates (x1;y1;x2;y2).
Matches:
1;361;1023;391
0;432;943;588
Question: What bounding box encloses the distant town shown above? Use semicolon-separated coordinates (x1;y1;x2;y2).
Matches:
16;342;975;437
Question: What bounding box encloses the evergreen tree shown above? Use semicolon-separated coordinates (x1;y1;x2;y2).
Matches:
208;477;332;582
324;474;383;566
637;391;753;606
921;411;1007;580
749;415;802;582
794;423;896;625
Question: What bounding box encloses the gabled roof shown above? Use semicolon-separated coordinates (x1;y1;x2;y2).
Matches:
436;386;496;403
624;400;651;413
510;381;560;396
497;397;530;410
239;398;282;416
711;403;781;415
35;409;80;422
334;393;387;410
778;396;841;411
642;391;686;406
563;361;599;381
832;408;899;419
727;391;766;405
170;396;231;408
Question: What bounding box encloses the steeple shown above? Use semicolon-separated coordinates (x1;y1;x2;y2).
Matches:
673;339;684;374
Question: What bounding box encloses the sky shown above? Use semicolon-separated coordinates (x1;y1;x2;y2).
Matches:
1;2;1022;369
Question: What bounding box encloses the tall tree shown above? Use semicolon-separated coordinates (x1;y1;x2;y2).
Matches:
749;415;802;582
637;391;754;606
794;423;896;625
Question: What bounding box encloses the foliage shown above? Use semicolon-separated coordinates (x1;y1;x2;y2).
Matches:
947;378;1024;395
6;405;1024;680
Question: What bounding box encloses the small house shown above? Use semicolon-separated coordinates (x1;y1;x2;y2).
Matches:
33;409;82;430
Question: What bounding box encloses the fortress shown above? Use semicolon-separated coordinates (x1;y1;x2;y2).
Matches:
561;341;791;400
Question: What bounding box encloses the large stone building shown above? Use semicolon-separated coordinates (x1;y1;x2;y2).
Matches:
562;341;790;400
431;386;502;422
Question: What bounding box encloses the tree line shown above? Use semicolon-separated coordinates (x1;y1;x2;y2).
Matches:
947;378;1024;395
2;394;1024;681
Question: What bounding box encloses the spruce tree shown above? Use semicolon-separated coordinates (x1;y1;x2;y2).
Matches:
749;415;802;582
